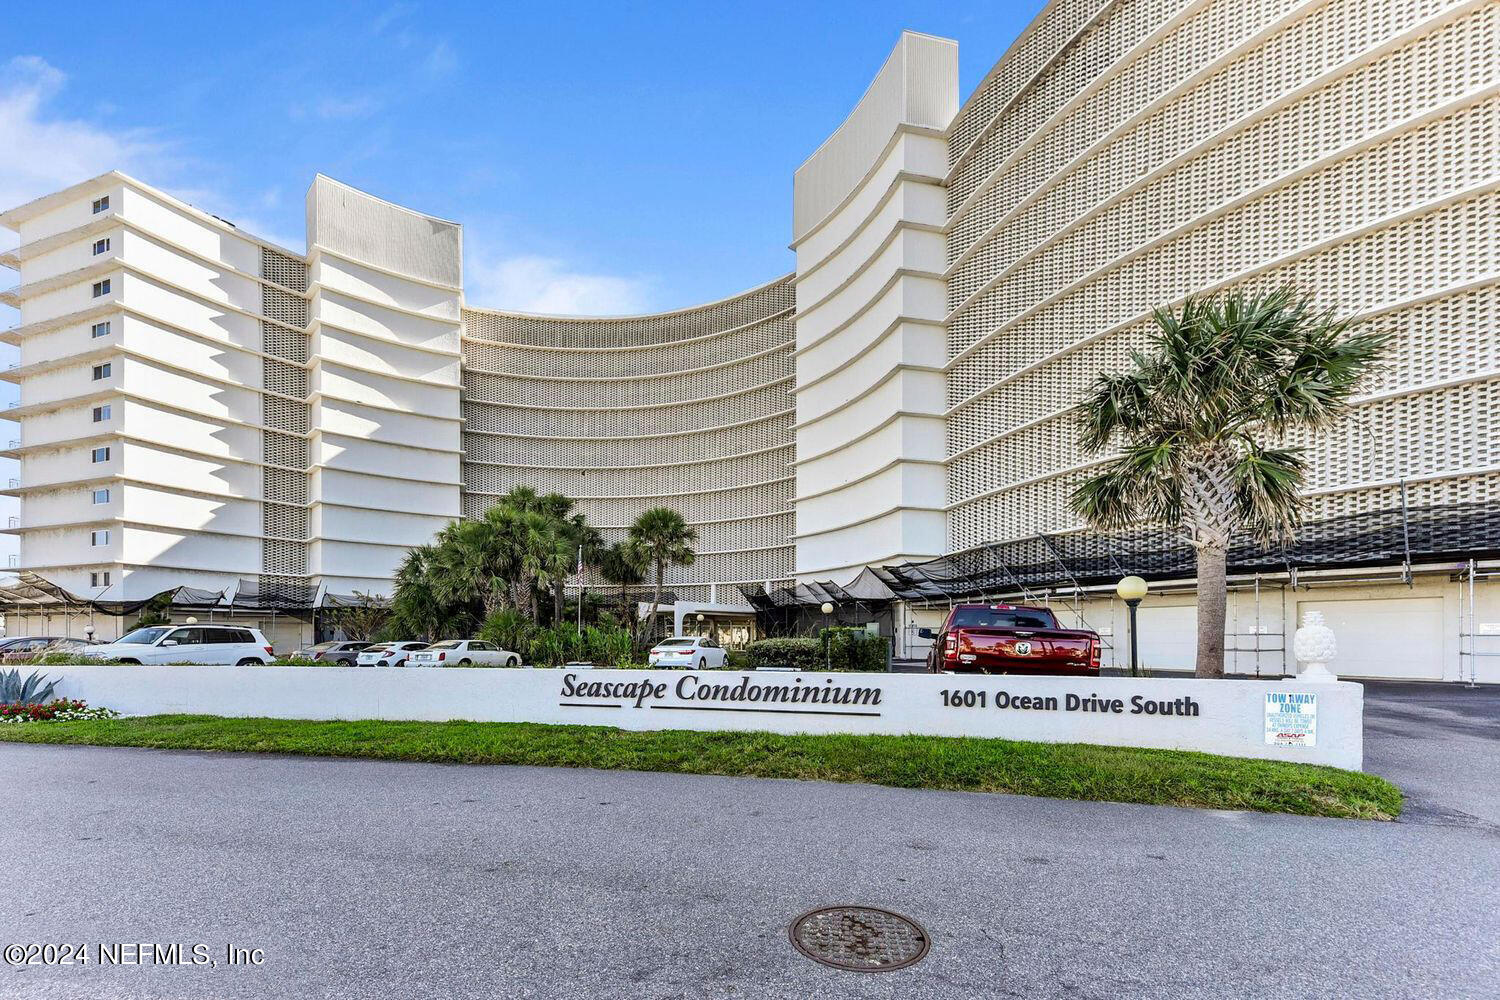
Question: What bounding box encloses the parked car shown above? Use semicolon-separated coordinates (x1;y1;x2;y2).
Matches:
356;641;430;667
647;636;728;670
1;637;101;663
293;641;371;665
921;604;1100;675
407;640;519;667
87;625;275;665
0;636;65;660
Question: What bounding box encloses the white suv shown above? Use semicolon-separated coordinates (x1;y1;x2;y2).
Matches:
87;625;275;665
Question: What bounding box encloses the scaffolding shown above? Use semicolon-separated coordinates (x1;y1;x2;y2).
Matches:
1456;559;1494;688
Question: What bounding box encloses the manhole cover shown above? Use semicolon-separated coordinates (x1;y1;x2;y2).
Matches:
789;905;930;972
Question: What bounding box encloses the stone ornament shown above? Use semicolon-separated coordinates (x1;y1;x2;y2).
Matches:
1293;610;1339;682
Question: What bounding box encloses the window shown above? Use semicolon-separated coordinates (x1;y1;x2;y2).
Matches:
92;404;111;423
90;571;111;588
91;321;111;338
92;488;110;504
91;279;111;297
92;238;110;255
90;529;110;546
92;363;111;380
92;196;110;214
948;607;1059;629
165;628;204;646
90;446;110;463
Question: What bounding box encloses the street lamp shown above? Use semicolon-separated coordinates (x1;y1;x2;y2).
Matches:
820;602;833;671
695;612;705;636
1115;576;1149;677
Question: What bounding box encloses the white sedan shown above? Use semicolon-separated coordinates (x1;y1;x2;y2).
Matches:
648;637;728;670
356;640;430;667
407;639;520;667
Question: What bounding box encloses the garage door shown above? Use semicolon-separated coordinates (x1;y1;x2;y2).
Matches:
1296;597;1444;680
1136;604;1199;673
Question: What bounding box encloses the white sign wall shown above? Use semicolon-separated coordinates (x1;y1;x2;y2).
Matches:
42;666;1364;770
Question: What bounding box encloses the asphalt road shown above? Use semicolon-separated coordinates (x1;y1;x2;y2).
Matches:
1;684;1496;1000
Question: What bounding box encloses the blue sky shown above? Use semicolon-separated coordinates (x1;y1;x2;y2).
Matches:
3;1;1046;314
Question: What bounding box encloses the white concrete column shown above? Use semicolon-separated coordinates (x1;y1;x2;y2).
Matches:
791;32;956;584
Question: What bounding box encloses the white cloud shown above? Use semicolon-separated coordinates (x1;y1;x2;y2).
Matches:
0;55;305;253
291;94;381;122
423;40;458;79
467;253;654;316
0;56;172;219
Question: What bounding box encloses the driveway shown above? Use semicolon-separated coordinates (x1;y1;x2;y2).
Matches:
1361;680;1500;829
0;684;1495;1000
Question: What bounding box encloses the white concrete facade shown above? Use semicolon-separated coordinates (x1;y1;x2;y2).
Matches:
2;2;1497;680
791;32;956;581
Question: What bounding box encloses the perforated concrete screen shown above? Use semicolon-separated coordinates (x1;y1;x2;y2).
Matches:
259;247;312;582
943;0;1500;555
460;278;798;602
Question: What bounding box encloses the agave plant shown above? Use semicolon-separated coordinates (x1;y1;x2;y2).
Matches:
0;668;59;706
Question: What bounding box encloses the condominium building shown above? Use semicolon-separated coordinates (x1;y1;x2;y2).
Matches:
2;0;1497;679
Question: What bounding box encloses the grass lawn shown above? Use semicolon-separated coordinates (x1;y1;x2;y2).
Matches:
0;715;1400;819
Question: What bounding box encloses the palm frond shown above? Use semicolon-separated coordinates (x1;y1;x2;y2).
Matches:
1232;438;1307;546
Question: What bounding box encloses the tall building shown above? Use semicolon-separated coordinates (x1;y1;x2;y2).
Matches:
2;0;1497;679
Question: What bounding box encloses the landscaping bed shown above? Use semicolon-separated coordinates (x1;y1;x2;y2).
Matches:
0;714;1401;820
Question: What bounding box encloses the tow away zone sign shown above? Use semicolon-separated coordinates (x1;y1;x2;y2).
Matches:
1265;691;1317;748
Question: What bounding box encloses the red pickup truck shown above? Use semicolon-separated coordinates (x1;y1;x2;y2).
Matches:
920;603;1101;676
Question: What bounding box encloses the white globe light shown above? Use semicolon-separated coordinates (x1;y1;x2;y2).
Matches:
820;602;833;615
1115;576;1149;602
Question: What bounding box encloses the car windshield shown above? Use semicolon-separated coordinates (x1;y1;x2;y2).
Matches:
306;642;338;651
117;626;172;645
363;644;390;652
657;639;696;647
428;641;461;649
950;608;1057;629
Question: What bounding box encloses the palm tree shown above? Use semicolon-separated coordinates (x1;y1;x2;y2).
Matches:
1070;285;1386;677
426;519;506;617
627;508;697;633
390;545;450;642
598;540;646;627
495;488;597;623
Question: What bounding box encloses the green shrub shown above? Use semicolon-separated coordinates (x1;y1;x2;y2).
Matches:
579;625;634;667
822;627;889;672
526;626;573;668
725;649;752;671
744;632;888;671
746;637;822;670
479;608;538;655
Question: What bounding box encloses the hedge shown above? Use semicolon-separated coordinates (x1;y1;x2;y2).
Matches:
745;629;889;672
745;637;822;671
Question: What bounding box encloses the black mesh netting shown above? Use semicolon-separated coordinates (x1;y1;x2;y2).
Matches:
744;500;1496;606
